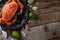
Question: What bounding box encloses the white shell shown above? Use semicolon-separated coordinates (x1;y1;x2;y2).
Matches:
0;27;2;34
27;4;30;6
21;31;26;37
7;36;17;40
29;5;32;8
11;38;17;40
0;27;7;40
32;6;38;11
0;0;2;1
2;31;7;38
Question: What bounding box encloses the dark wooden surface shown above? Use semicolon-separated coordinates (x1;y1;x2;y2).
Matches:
48;37;60;40
27;0;60;27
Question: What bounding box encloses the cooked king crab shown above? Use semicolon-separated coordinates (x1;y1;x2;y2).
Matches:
0;0;24;25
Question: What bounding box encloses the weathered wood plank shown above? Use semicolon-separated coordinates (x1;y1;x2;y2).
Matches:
28;0;60;27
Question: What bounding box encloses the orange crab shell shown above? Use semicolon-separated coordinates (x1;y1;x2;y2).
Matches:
1;1;18;21
0;0;24;25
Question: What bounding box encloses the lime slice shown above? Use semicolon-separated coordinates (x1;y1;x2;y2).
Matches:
27;0;34;4
29;12;37;19
11;31;20;39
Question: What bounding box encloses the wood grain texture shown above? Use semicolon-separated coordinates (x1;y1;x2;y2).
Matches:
28;0;60;27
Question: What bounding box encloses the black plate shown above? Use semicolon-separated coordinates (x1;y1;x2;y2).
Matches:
0;0;28;30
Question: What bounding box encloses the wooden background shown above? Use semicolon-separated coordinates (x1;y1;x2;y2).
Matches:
27;0;60;27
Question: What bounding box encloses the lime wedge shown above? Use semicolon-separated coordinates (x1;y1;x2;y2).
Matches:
11;31;20;39
29;12;37;19
27;0;34;4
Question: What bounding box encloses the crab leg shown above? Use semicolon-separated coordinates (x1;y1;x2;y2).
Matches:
0;12;5;24
6;0;12;3
0;15;16;25
17;0;24;15
0;11;1;18
5;16;17;25
0;18;5;24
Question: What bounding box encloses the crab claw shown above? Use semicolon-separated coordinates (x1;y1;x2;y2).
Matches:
6;0;12;3
17;0;24;15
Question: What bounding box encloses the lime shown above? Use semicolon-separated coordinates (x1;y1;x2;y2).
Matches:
28;12;37;19
11;31;20;39
27;0;34;4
